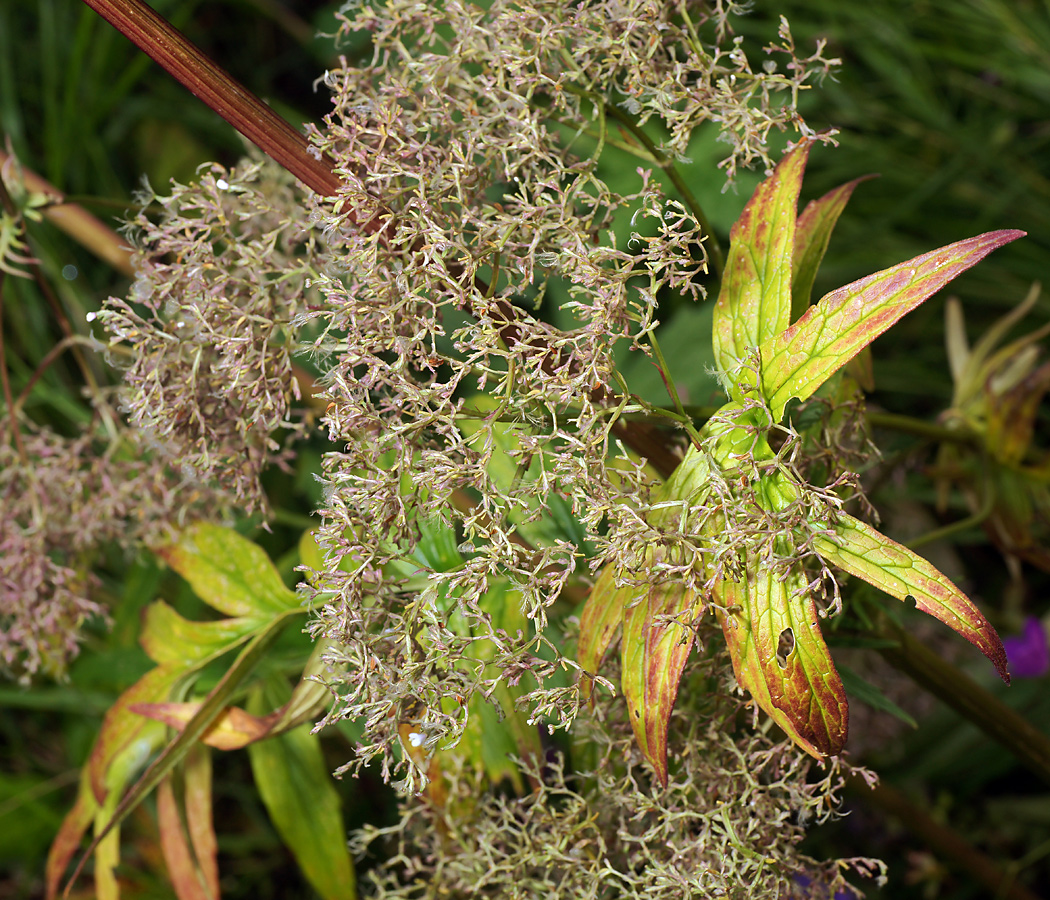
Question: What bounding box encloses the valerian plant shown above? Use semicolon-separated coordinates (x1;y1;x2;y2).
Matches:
9;0;1034;897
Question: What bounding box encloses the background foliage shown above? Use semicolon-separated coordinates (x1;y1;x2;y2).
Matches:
2;1;1049;898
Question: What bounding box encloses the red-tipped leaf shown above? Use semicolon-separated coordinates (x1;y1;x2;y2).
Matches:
761;230;1026;420
814;514;1010;682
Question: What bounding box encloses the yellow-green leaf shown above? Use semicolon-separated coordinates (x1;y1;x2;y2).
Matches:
814;514;1009;682
577;563;629;702
621;579;706;785
791;175;875;323
140;601;260;667
716;565;847;758
155;523;300;617
760;230;1026;421
713;140;812;375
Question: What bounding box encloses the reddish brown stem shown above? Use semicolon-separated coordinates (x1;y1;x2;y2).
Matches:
80;0;341;197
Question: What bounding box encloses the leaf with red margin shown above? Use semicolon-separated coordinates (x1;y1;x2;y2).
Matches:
713;140;813;374
88;666;183;803
760;230;1026;421
158;773;214;900
791;175;877;323
621;580;706;785
716;564;847;758
184;746;219;899
814;514;1010;683
45;769;96;900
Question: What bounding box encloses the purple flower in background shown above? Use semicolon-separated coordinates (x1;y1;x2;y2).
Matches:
1003;616;1049;678
793;874;857;899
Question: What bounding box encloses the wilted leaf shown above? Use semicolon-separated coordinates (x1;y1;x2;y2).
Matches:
760;230;1026;421
131;701;276;750
814;514;1010;682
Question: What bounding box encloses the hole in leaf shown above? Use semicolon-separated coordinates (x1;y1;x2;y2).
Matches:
776;628;795;668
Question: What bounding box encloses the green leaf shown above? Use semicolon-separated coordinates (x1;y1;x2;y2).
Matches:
155;523;300;617
760;229;1026;421
791;175;876;322
139;601;260;667
248;689;356;900
716;564;848;758
712;140;812;375
88;666;183;803
621;578;705;785
837;664;917;729
67;613;294;897
814;514;1009;682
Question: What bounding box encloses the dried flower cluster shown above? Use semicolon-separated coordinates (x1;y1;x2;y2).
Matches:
10;0;874;894
294;0;839;788
352;643;884;898
0;421;226;681
101;158;324;512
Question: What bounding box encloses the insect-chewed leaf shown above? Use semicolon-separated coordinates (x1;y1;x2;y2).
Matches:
712;139;813;375
814;514;1010;682
621;580;706;786
716;565;847;758
760;229;1026;421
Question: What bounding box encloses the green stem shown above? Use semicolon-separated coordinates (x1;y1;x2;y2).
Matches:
600;101;724;282
875;616;1050;789
866;409;980;446
848;775;1045;900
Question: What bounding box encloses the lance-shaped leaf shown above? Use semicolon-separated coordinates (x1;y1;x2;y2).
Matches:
713;140;812;375
760;229;1026;421
621;580;706;785
716;564;847;758
577;562;630;702
158;769;215;900
814;514;1010;682
791;175;876;323
183;746;219;899
46;770;98;900
247;688;357;900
